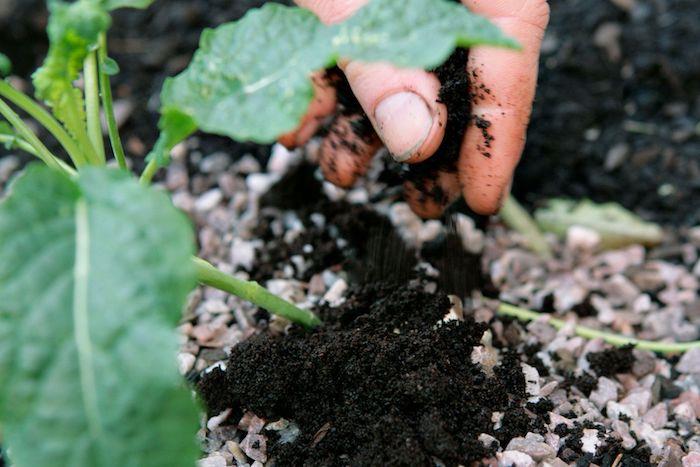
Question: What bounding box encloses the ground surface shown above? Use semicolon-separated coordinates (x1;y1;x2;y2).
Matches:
1;0;699;466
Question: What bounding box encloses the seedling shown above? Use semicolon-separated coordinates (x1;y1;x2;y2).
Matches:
0;0;516;465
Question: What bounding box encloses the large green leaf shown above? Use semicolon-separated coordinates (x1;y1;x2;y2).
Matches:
332;0;519;68
31;0;110;151
155;0;518;161
159;3;333;146
0;165;199;467
535;199;664;249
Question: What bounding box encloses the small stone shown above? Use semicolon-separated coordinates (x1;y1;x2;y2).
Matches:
233;154;261;174
240;433;267;463
479;433;499;449
643;403;669;430
323;278;348;305
566;225;601;251
522;364;540;398
195;189;223;212
607;401;639;420
673;402;697;431
498;450;535;467
682;451;700;467
231;239;257;271
197;453;227;467
612;420;637;450
590;377;618;409
677;348;700;374
246;173;277;195
581;428;602;454
226;441;248;465
505;433;556;461
200;152;231;173
177;352;196;375
602;274;640;306
621;388;652;414
207;409;232;430
604;143;629;171
267;143;300;175
454;213;485;254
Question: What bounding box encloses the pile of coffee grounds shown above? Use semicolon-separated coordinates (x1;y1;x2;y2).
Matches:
586;345;636;377
198;284;546;466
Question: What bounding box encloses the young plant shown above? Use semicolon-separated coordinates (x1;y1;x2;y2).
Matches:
0;0;516;465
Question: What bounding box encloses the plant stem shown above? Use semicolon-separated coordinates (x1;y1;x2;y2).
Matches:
193;257;322;329
0;98;75;176
97;33;127;170
0;134;40;156
0;80;87;166
140;157;159;185
499;194;553;259
497;302;700;354
83;51;106;165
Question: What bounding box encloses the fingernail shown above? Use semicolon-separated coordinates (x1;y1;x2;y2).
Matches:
374;92;433;162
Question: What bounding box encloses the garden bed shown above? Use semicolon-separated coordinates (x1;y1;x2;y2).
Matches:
0;0;699;466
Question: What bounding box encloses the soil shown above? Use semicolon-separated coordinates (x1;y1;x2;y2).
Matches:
198;283;542;466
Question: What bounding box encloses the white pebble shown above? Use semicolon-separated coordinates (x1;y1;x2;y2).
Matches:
498;450;535;467
197;454;227;467
177;352;196;375
195;189;223;212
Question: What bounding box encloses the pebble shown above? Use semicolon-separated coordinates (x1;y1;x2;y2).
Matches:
479;433;500;449
246;173;277;195
677;348;700;374
231;239;257;271
498;450;535;467
240;433;267;463
643;403;669;430
682;451;700;467
673;402;697;431
581;428;602;454
566;225;601;251
506;433;556;461
621;387;652;414
195;189;223;212
323;278;348;305
197;453;227;467
590;377;619;409
200;152;231;173
454;213;485;254
607;401;639;420
522;364;541;398
612;420;637;450
207;409;232;430
177;352;196;375
267;143;300;175
233;154;261;174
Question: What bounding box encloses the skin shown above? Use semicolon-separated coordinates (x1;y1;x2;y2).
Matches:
280;0;550;217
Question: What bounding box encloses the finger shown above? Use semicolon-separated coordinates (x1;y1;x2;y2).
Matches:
319;114;382;188
404;168;461;219
342;61;447;164
459;0;550;215
279;72;337;149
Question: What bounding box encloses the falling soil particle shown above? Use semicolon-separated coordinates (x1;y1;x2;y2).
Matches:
198;284;545;466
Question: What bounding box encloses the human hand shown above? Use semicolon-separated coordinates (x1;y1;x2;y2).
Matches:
279;0;550;217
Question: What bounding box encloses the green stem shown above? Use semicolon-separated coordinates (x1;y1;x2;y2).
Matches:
0;98;75;176
0;80;87;166
0;134;41;156
193;257;322;329
139;158;159;185
499;194;553;259
97;33;127;170
497;303;700;354
83;51;105;165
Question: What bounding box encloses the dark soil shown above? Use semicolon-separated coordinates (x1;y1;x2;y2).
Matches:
199;283;544;466
586;345;636;377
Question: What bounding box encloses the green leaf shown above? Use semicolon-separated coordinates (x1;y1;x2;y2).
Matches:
0;165;200;467
160;3;332;145
158;0;518;149
100;56;120;75
535;199;664;249
331;0;520;68
0;53;11;77
104;0;155;9
31;0;110;148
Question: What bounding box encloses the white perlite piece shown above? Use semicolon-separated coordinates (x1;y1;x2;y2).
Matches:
522;363;541;399
506;433;556;461
590;377;618;409
581;429;602;455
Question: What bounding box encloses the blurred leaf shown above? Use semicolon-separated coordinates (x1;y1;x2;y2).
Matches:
100;56;120;75
0;165;200;467
535;199;664;249
0;53;11;77
31;0;110;147
158;0;518;153
105;0;155;9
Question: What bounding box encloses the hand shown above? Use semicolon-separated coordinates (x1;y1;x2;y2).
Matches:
279;0;550;217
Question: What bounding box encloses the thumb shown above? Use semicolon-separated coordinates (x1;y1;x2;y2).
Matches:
296;0;447;164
